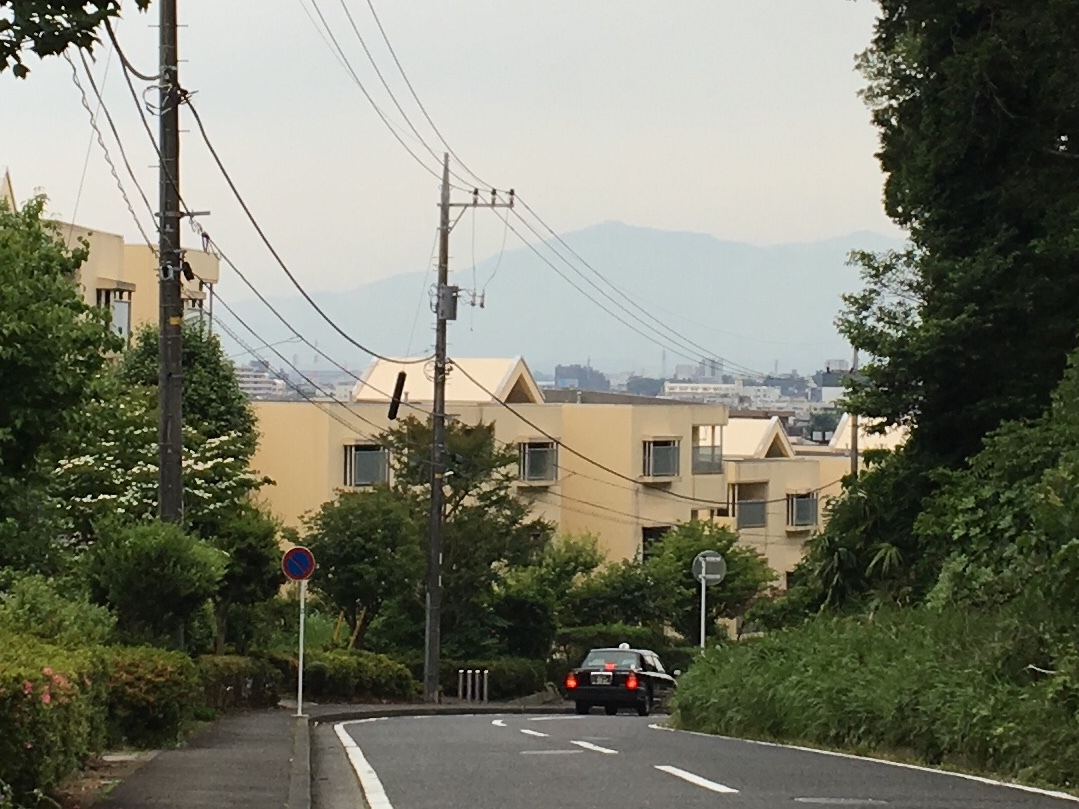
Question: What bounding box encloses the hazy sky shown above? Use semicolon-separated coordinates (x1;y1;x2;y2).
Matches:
4;0;900;303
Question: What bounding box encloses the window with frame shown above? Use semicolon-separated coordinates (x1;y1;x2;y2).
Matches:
343;444;389;487
732;482;767;529
786;492;818;527
643;439;680;477
518;441;557;482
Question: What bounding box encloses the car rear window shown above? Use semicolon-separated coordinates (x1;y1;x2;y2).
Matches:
582;650;641;669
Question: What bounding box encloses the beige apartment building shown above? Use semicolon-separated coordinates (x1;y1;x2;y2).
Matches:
249;357;885;582
2;167;219;338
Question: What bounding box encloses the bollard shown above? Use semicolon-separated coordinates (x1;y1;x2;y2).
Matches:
466;669;473;702
483;669;489;703
457;669;464;700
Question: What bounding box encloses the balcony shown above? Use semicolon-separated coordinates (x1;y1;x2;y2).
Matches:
735;500;767;529
642;439;680;480
691;445;723;475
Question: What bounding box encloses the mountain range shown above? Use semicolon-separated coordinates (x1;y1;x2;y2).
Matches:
218;221;906;379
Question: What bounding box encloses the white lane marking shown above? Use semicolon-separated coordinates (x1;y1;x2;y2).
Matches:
647;725;1079;803
521;750;582;755
655;765;739;794
491;719;507;727
794;800;887;805
520;728;549;737
570;740;618;755
334;722;395;809
528;715;586;721
348;717;388;724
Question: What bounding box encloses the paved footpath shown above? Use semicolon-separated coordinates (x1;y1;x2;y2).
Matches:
100;710;295;809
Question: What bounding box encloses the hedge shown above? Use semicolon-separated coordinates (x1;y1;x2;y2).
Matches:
397;654;546;700
0;637;108;802
197;655;282;713
104;646;202;748
270;650;416;702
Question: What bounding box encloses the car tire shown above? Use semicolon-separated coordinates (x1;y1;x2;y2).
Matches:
637;690;653;717
575;701;591;715
604;704;618;716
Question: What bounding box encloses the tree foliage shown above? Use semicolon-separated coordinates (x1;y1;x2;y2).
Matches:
0;0;150;78
303;487;422;650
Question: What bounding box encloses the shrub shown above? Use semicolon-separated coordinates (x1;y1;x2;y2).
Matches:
671;606;1079;787
104;646;201;748
273;650;415;703
197;655;282;712
0;574;116;646
0;636;108;803
396;654;546;700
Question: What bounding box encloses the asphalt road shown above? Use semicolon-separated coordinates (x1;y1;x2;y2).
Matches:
332;713;1079;809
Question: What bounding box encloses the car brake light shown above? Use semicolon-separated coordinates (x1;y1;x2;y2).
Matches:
566;673;578;689
626;673;638;690
604;662;616;671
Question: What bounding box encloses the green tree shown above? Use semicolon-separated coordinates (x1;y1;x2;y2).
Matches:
0;196;116;488
0;0;150;78
381;416;552;657
205;506;282;654
303;487;422;650
83;521;225;646
118;322;259;462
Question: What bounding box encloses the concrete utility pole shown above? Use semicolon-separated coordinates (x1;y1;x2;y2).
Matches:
157;0;184;522
850;347;860;479
423;154;514;703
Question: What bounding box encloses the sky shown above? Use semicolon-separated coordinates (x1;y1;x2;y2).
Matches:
3;0;901;303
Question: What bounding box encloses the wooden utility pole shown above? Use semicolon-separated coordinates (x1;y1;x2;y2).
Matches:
157;0;184;522
423;155;514;703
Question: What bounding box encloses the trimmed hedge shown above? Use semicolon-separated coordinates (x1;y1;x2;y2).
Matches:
398;655;546;700
271;650;416;702
104;646;201;748
197;655;282;713
0;637;108;802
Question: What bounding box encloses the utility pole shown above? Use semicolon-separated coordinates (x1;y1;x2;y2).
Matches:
850;347;860;478
423;154;514;703
157;0;183;522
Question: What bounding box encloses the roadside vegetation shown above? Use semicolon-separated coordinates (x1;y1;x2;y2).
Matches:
671;1;1079;793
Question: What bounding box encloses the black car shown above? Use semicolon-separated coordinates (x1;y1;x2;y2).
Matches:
564;644;677;716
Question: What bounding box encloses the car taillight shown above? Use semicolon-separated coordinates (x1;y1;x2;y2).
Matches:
566;673;578;689
626;673;638;690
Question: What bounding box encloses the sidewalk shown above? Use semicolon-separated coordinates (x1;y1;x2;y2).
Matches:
97;700;573;809
100;709;295;809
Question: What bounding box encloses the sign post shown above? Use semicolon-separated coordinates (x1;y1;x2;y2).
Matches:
282;546;316;716
692;550;727;649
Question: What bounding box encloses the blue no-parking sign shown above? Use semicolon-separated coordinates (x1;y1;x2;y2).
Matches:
282;546;316;581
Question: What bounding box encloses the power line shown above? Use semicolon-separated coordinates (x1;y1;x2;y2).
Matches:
182;98;432;365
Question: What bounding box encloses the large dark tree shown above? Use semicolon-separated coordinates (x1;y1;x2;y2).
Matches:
0;0;150;78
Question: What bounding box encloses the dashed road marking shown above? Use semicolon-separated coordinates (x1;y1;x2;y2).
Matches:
520;728;549;737
491;719;507;727
570;740;618;755
655;765;738;794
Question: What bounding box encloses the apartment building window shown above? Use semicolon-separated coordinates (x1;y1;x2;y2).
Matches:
643;439;680;477
786;492;818;528
641;525;673;560
96;288;132;342
344;444;389;487
732;482;767;529
518;441;557;482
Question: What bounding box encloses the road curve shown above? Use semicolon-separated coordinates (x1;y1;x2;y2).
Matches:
334;713;1079;809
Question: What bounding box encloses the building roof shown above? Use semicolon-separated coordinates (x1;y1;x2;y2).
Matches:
352;356;545;405
542;389;678;405
722;416;794;459
830;413;908;452
1;166;14;210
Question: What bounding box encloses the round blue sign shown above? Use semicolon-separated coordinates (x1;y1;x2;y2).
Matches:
282;546;316;581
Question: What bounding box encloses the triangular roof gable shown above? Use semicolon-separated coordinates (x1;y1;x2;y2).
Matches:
494;356;543;404
723;416;794;459
1;168;15;210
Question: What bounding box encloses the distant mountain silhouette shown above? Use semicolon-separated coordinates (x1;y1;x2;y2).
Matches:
219;222;905;378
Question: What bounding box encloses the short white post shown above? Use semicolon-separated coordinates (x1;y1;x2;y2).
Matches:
296;578;307;716
483;669;489;704
466;669;473;702
458;669;464;699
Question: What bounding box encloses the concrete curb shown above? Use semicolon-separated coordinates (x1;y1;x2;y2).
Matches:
287;714;311;809
310;703;575;726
